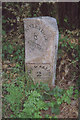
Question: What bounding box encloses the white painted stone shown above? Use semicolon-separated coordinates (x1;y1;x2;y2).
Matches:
24;16;59;86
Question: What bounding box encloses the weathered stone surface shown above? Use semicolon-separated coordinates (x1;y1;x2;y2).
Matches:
24;16;59;86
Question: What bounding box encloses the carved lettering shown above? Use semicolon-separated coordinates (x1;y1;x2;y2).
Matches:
26;63;52;79
25;24;48;42
28;40;42;51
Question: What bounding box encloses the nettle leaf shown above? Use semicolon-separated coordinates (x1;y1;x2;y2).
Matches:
21;90;47;118
62;95;71;104
69;88;73;95
75;89;79;94
6;83;23;104
57;98;62;105
66;89;71;96
62;94;66;99
66;98;71;104
43;106;48;111
33;14;37;17
65;87;73;99
31;84;36;90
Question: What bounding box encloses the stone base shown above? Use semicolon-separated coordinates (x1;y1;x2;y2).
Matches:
25;63;53;86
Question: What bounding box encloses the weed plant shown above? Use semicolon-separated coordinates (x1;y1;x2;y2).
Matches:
2;15;79;118
2;71;79;118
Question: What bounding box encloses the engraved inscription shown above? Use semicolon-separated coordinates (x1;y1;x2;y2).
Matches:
25;27;48;53
27;63;52;80
34;33;38;41
25;24;48;42
27;40;42;51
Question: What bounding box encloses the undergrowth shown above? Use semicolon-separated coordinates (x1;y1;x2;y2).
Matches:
2;30;79;118
2;12;79;118
2;71;79;118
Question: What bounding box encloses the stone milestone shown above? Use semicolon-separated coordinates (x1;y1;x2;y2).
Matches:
23;16;59;86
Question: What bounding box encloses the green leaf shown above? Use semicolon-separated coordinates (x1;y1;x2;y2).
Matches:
45;114;50;118
66;89;71;96
64;96;71;104
57;98;62;105
54;116;57;118
33;14;37;17
67;99;71;104
75;89;79;94
64;17;68;23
